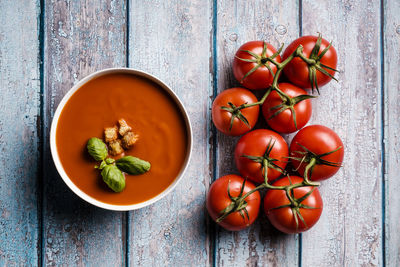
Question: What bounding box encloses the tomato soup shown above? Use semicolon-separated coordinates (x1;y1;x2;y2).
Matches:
56;72;188;205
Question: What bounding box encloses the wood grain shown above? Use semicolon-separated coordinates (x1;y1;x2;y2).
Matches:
214;1;300;266
383;0;400;265
42;1;127;265
1;1;399;265
301;1;382;266
0;0;40;265
127;0;212;266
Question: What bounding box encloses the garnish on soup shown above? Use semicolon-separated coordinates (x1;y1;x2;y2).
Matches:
87;118;150;193
104;118;138;155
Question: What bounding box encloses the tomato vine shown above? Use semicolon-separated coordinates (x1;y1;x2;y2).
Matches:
213;34;342;231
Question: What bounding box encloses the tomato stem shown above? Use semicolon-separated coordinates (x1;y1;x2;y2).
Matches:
263;158;269;184
290;143;342;185
297;52;316;65
232;36;337;115
215;43;337;223
234;45;305;110
303;157;320;186
223;44;322;135
240;183;268;200
217;174;321;225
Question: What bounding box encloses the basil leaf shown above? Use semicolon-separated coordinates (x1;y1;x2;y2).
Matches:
101;165;126;192
95;160;107;170
105;158;115;164
116;156;151;175
87;138;108;161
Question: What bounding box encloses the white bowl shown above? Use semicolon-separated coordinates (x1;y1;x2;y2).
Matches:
50;68;193;211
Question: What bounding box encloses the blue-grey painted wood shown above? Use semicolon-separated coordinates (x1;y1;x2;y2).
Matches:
127;0;213;265
0;0;40;265
0;1;397;266
214;1;300;266
384;0;400;265
301;1;382;266
42;1;127;265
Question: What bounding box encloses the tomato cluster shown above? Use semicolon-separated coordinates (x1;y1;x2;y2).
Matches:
207;35;344;233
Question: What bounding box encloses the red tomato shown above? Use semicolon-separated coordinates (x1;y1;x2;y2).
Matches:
234;129;288;184
282;35;337;90
264;176;323;234
206;174;261;231
262;83;313;133
233;41;281;90
290;125;344;181
212;88;259;136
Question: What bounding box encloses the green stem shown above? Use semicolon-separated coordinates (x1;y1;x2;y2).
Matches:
215;44;326;223
235;179;319;206
239;45;305;110
217;176;319;224
297;52;316;65
263;158;269;184
242;87;272;108
240;183;268;200
285;188;296;204
303;157;320;186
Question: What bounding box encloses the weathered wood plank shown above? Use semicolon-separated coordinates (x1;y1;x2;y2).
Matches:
0;0;40;265
127;0;212;265
215;1;300;266
301;1;382;266
42;1;127;265
129;0;211;266
384;0;400;265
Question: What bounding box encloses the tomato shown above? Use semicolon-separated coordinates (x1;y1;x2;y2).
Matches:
233;41;281;90
264;176;323;234
282;35;337;91
290;125;344;181
206;174;261;231
212;88;259;136
234;129;288;183
262;83;313;133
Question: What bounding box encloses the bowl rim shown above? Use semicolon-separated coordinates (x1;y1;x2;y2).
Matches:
50;67;193;211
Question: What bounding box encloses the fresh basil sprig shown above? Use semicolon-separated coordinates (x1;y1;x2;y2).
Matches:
86;137;150;193
101;165;126;193
116;156;151;175
96;160;107;170
87;137;108;161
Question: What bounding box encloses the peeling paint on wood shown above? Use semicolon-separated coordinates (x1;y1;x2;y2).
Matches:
42;1;126;266
383;0;400;266
127;0;212;265
301;1;382;266
0;1;399;266
215;1;300;266
0;0;40;265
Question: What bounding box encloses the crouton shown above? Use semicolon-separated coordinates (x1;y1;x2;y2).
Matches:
104;126;118;143
109;139;124;155
118;119;132;136
121;131;138;149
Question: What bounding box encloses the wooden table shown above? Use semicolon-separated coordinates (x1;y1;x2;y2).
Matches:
1;0;399;266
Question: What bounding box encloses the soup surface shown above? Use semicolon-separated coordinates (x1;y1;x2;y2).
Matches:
56;72;188;205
